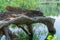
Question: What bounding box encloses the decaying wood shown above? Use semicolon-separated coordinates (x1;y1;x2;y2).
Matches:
0;6;56;40
0;26;19;40
17;25;31;36
26;23;33;40
6;6;44;17
3;27;11;40
0;14;56;40
0;16;55;29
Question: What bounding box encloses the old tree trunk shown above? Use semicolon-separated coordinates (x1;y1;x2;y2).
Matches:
0;15;56;40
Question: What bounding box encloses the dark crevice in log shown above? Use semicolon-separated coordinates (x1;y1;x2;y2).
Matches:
43;21;56;40
7;28;15;40
3;27;11;40
17;25;31;36
26;23;33;40
0;27;18;40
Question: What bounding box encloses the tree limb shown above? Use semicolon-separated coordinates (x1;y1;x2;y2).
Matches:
0;16;55;29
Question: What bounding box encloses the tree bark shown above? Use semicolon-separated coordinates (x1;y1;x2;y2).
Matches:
0;16;56;40
3;27;11;40
26;23;33;40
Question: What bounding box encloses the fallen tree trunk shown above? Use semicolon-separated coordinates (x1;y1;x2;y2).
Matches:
0;15;56;40
0;16;55;28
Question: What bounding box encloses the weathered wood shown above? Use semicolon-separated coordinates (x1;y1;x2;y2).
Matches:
3;27;11;40
26;23;33;40
6;6;44;17
0;15;56;40
0;16;55;34
0;16;55;29
17;25;31;36
0;6;56;40
0;26;18;40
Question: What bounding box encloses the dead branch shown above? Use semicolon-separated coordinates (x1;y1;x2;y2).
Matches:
0;15;55;40
3;27;11;40
0;16;55;29
17;25;31;36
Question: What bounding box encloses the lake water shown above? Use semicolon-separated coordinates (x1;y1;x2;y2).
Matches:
1;16;60;40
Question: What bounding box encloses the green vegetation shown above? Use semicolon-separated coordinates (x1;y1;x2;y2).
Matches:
0;0;59;40
0;0;60;16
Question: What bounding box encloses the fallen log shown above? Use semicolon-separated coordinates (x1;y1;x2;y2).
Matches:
0;15;56;40
0;15;55;29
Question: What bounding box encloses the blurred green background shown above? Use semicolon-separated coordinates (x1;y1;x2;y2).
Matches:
0;0;59;40
0;0;60;16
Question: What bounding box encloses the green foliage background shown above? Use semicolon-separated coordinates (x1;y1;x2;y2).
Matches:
0;0;60;16
0;0;59;40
